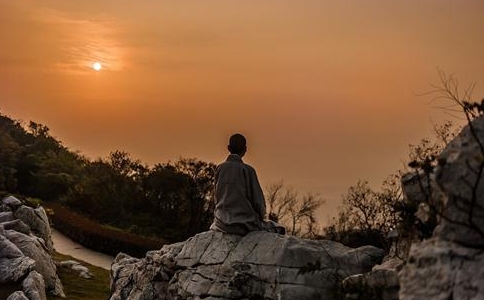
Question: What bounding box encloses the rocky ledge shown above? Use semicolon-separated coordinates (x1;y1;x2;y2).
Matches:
397;114;484;299
110;230;384;300
0;196;65;300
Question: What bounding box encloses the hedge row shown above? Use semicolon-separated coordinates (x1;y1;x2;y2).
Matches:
45;202;166;258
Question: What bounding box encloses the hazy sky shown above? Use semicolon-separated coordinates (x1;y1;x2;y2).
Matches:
1;0;484;224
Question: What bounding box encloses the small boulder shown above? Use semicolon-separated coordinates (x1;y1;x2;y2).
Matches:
2;196;23;211
0;256;35;283
6;291;29;300
58;260;93;279
343;258;403;300
2;219;31;235
14;206;53;252
22;271;47;300
0;211;15;223
0;235;24;259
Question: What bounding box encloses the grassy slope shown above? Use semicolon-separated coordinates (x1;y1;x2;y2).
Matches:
48;252;111;300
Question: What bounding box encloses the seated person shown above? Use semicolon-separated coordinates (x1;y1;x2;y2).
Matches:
210;133;285;235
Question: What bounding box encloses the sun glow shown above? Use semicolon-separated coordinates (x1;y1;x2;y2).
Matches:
92;62;102;71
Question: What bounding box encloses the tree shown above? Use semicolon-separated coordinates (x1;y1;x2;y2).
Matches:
407;71;484;240
0;131;19;191
265;181;324;237
327;122;458;249
141;164;191;238
326;179;394;249
170;158;216;236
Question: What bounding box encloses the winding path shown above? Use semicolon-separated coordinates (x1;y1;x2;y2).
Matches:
51;228;114;270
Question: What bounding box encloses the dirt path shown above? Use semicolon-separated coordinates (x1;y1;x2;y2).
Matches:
51;228;114;270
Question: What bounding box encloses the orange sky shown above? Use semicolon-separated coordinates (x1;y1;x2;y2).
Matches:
1;0;484;225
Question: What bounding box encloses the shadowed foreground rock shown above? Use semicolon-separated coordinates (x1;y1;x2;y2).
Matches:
397;115;484;299
0;196;65;299
338;115;484;300
110;230;384;300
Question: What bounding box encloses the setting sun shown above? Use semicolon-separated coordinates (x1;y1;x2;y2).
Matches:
92;62;102;71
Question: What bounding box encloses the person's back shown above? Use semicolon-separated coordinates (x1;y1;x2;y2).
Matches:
210;154;265;235
210;133;285;235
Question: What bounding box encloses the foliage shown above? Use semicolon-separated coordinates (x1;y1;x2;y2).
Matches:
326;119;459;250
327;73;484;253
0;110;216;242
46;202;165;257
266;181;323;237
407;71;484;240
325;176;400;250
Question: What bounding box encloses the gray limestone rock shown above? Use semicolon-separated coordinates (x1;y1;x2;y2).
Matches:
110;230;385;300
2;196;23;211
2;219;31;235
14;206;53;252
433;116;484;247
395;116;484;299
6;291;29;300
58;260;93;279
399;238;484;300
0;257;35;283
0;211;15;223
5;230;64;297
0;234;24;259
22;271;47;300
0;199;65;299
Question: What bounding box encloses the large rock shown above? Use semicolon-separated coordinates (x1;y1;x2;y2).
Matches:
433;116;484;247
0;234;24;259
397;116;484;300
5;230;64;297
110;230;385;300
2;196;23;211
14;205;53;252
22;271;47;300
399;238;484;300
0;256;35;283
0;197;65;298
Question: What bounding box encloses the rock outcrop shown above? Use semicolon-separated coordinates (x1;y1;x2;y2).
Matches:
0;196;65;299
398;115;484;299
339;116;484;300
399;238;484;300
110;230;384;300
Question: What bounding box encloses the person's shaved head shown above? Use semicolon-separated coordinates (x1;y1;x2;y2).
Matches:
228;133;247;156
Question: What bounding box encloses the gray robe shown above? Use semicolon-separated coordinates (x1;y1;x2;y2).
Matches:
210;154;266;235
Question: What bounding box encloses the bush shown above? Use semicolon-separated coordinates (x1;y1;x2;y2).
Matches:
45;203;165;257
